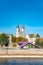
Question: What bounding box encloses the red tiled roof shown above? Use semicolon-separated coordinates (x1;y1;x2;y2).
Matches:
40;38;43;41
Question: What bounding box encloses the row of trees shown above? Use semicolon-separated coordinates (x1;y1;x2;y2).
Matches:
0;33;43;48
11;35;28;43
0;33;28;47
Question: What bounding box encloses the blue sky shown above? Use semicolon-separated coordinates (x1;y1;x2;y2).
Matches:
0;0;43;37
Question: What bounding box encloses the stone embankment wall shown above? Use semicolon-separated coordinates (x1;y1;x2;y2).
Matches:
0;48;43;55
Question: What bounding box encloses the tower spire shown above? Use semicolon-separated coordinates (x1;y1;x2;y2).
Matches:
21;25;25;35
16;24;20;37
16;24;19;28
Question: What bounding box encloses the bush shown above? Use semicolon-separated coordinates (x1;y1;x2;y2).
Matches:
35;38;43;48
13;43;17;47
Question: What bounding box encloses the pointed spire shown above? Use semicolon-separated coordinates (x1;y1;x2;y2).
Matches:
16;24;19;28
21;25;24;29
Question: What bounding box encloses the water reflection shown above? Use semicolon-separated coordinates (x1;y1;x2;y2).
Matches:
0;58;43;65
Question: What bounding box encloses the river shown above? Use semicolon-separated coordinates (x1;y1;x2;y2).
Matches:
0;58;43;65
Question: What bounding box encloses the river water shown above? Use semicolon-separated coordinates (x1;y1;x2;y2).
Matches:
0;58;43;65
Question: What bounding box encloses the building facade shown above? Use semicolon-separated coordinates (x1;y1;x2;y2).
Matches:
6;34;12;43
16;25;25;37
16;25;40;44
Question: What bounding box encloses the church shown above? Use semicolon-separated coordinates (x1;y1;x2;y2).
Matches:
16;25;40;44
16;25;25;37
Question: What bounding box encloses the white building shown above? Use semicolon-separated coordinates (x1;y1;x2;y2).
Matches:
26;34;36;44
6;34;12;43
26;34;40;44
16;25;40;44
16;25;25;37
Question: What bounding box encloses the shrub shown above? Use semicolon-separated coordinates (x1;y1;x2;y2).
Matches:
13;43;17;47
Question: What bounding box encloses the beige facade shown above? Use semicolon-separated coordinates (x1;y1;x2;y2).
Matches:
16;25;40;44
16;25;25;37
6;34;12;43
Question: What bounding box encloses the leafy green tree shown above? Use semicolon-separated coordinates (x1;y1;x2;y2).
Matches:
35;38;40;46
36;34;40;38
40;41;43;48
0;33;9;47
35;38;43;48
16;37;28;43
11;34;16;43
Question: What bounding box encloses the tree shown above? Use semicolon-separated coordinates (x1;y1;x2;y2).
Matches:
16;37;28;43
36;34;40;38
35;38;43;48
35;38;40;46
11;35;16;43
11;34;28;43
0;33;9;47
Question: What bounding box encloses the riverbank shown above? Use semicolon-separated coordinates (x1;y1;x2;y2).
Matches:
0;48;43;59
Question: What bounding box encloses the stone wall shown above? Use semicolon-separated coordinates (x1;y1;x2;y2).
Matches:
0;48;43;55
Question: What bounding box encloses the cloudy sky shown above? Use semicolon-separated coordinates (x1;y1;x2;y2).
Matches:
0;0;43;37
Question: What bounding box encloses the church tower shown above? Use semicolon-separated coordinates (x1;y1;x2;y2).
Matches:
16;25;20;37
21;25;25;35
